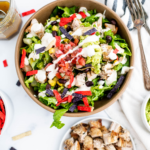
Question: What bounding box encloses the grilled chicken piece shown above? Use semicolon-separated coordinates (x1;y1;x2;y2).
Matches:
89;120;102;128
22;64;32;72
87;71;98;81
116;138;133;148
103;131;118;145
115;147;133;150
64;137;74;150
72;18;82;31
89;127;102;138
93;138;105;150
119;129;130;142
70;141;80;150
92;15;103;32
72;123;87;143
105;144;116;150
104;23;118;35
100;126;109;134
70;132;79;140
109;122;122;133
75;73;86;87
83;136;94;150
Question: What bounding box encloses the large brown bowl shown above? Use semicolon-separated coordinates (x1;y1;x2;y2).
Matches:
15;0;134;117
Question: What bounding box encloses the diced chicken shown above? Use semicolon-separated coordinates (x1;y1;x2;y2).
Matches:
105;23;118;35
101;45;113;61
35;70;47;84
93;15;102;32
70;141;80;150
116;138;133;148
105;144;116;150
72;123;87;143
22;64;32;72
89;119;102;128
25;19;44;39
72;18;82;31
89;127;102;138
100;126;109;134
109;122;122;133
108;50;117;60
115;147;133;150
70;132;79;140
103;131;118;145
119;56;127;65
106;70;117;86
102;63;113;72
93;138;105;150
64;137;74;150
87;71;98;81
83;136;94;150
75;73;86;87
119;129;131;142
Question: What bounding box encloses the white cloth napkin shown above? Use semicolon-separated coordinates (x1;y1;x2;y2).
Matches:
98;0;150;149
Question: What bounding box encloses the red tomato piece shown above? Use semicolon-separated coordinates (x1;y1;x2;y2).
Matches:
55;36;61;47
22;9;36;17
75;91;92;96
53;90;62;102
56;73;62;79
55;50;63;58
78;11;87;18
26;70;38;76
3;60;8;68
59;44;65;51
69;42;76;47
113;48;119;54
78;57;86;66
59;14;76;26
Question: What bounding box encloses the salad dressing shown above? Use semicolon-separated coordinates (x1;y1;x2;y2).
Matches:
0;1;9;21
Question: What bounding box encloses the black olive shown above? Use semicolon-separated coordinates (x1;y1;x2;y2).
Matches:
57;10;64;17
51;21;57;26
110;19;117;25
58;79;67;84
52;31;58;37
46;84;51;89
86;81;94;87
84;68;91;73
66;26;71;32
106;35;112;43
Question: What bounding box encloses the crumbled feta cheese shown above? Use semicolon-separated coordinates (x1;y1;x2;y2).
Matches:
26;32;37;38
108;50;117;60
121;66;134;74
29;51;39;61
76;14;82;19
35;70;46;83
41;33;55;47
75;73;86;87
24;57;29;65
98;80;105;89
61;34;65;38
115;43;124;54
38;91;46;97
106;70;117;86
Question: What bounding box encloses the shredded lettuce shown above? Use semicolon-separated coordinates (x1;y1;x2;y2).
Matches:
39;96;57;106
81;22;91;27
84;15;99;24
38;83;48;92
113;63;123;71
50;109;68;129
58;6;77;17
25;76;34;89
87;9;97;15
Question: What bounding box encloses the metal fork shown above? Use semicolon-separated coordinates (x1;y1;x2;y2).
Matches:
126;0;150;90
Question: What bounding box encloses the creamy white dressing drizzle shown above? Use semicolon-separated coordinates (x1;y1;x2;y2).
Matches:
29;51;39;61
41;33;55;47
35;70;46;83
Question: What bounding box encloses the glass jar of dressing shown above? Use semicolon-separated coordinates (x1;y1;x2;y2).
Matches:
0;0;22;39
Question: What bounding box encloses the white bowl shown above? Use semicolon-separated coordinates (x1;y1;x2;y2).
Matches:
141;94;150;131
0;90;14;135
59;117;136;150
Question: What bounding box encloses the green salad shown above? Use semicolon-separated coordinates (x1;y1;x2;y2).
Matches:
20;6;132;129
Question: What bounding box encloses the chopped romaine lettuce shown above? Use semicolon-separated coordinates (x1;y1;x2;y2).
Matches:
113;63;123;71
50;108;68;129
81;22;91;27
25;76;34;89
88;9;97;15
38;83;48;92
39;96;57;105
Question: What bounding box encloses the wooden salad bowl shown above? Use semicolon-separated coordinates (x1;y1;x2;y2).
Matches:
15;0;134;117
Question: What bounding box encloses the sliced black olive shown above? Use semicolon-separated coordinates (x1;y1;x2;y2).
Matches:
110;19;117;25
51;21;58;26
106;35;112;43
86;81;94;87
58;79;68;84
66;26;71;32
52;31;58;37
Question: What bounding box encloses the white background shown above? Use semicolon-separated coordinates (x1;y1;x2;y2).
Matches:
0;0;110;150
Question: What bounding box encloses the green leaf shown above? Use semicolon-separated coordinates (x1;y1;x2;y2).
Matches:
119;43;132;56
92;77;100;86
60;102;73;109
29;59;38;70
113;63;123;71
36;61;44;69
69;86;78;92
81;22;91;27
104;30;113;39
123;55;130;67
99;37;107;44
50;109;68;129
25;76;34;89
102;18;110;24
50;6;59;17
58;6;77;17
38;83;48;92
45;29;52;33
87;9;97;15
31;36;41;44
39;96;57;105
84;15;99;24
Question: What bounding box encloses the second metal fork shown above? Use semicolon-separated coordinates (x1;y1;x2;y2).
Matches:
126;0;150;90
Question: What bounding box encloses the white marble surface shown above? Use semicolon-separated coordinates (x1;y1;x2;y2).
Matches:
0;0;110;149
